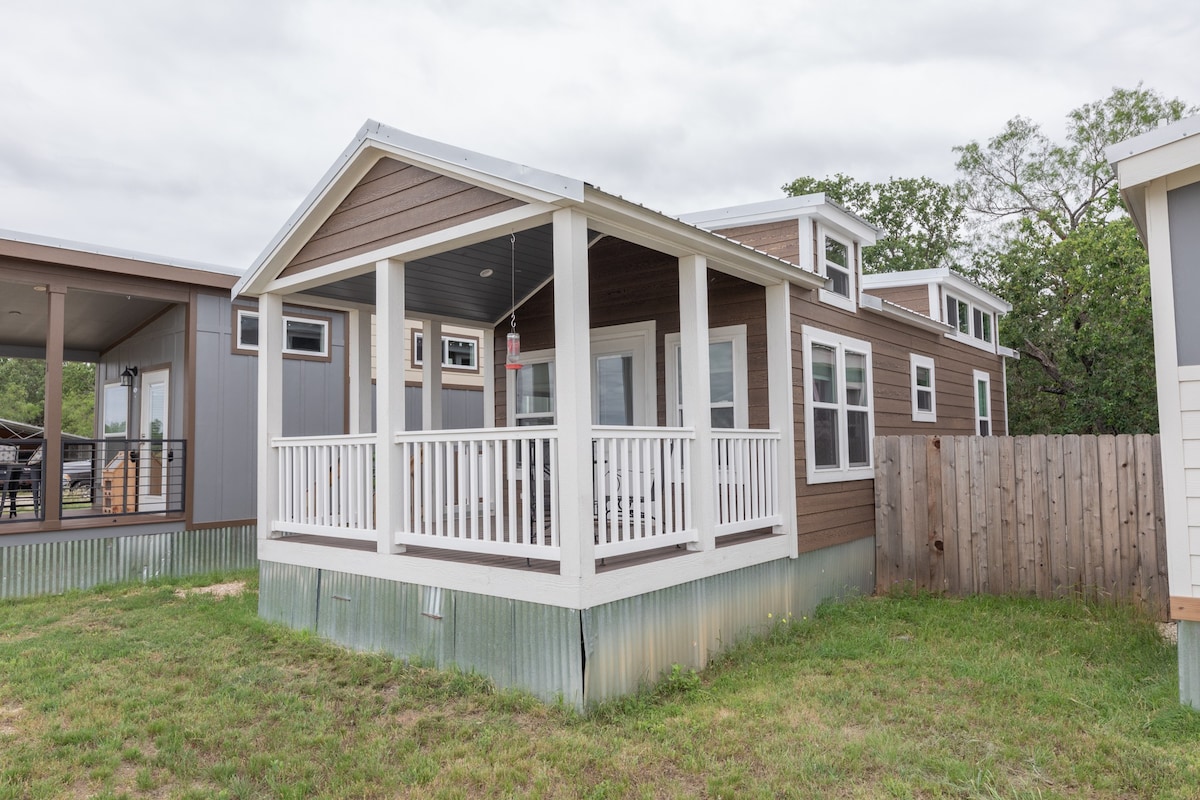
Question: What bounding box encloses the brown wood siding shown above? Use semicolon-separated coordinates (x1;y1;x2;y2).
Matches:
489;234;1007;557
711;220;800;264
789;284;1008;553
491;238;769;428
869;285;930;315
281;158;525;278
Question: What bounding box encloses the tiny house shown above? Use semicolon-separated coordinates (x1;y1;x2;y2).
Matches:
237;122;1014;706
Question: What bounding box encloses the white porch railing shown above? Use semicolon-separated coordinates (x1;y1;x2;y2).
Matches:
274;434;376;540
393;427;559;559
592;426;696;558
712;429;782;535
270;426;781;561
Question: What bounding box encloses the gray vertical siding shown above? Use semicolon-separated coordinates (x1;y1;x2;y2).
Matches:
1169;182;1200;366
98;305;187;443
192;294;347;523
258;537;874;709
402;386;485;431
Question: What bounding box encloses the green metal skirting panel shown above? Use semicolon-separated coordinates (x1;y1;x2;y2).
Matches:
258;537;873;709
0;524;257;600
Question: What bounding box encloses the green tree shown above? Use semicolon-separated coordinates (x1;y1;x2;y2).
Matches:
782;173;966;274
955;85;1194;434
0;358;96;437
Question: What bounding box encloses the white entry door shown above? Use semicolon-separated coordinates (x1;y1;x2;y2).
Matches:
138;368;169;512
590;323;656;426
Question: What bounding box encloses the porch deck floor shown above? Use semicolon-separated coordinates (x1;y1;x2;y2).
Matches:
272;527;773;574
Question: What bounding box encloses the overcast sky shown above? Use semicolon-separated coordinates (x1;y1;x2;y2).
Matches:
0;0;1196;270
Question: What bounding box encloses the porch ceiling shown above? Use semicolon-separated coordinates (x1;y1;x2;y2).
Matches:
296;224;558;324
0;280;171;360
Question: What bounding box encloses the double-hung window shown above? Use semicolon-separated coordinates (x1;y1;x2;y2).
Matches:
513;353;555;427
910;354;936;423
818;231;856;312
802;327;874;483
974;370;992;436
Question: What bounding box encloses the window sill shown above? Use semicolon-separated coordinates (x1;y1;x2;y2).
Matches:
806;465;873;485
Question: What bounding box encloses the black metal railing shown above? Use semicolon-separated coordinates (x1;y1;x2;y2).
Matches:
61;439;187;519
0;438;46;523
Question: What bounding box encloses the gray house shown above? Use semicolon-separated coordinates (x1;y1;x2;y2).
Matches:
0;229;484;598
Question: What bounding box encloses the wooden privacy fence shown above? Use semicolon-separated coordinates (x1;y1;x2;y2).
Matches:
874;434;1168;619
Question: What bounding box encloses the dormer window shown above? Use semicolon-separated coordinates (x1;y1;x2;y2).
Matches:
818;228;857;312
825;237;850;297
946;293;996;351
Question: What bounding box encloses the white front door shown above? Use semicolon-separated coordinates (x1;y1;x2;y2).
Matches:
590;323;656;426
138;368;169;512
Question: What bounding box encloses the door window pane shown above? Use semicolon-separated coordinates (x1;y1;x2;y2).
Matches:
595;354;633;425
709;341;734;404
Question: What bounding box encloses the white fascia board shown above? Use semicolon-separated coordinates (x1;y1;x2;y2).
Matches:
679;194;827;227
586;188;826;290
860;292;952;333
865;267;1011;315
861;267;950;289
1107;113;1200;184
998;345;1020;359
365;121;584;204
680;193;880;246
0;227;242;278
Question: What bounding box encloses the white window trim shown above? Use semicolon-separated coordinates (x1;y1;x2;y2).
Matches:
817;227;857;313
664;324;749;429
413;331;480;371
910;354;937;423
802;326;875;484
237;309;330;358
944;291;997;354
974;369;992;436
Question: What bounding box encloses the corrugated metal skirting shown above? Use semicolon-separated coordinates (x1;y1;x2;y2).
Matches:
259;536;874;708
1179;621;1200;711
0;525;257;600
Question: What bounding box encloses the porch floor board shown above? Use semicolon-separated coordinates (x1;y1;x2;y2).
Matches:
271;526;775;575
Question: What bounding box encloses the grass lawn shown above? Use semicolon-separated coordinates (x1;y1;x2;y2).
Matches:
2;573;1199;799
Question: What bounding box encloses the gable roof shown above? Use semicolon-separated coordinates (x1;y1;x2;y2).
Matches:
234;122;830;315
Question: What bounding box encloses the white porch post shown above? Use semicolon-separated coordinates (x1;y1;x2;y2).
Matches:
347;308;374;434
766;281;798;555
482;327;496;428
376;258;406;554
679;254;716;552
256;292;284;541
421;319;443;431
553;208;595;578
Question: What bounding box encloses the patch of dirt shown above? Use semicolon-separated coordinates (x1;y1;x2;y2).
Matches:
174;580;247;600
0;702;25;737
1158;621;1178;644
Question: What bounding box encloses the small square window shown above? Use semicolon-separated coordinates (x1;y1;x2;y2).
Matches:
285;319;326;354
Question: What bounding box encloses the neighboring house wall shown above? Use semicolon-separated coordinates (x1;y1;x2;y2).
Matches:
192;293;347;524
98;305;187;447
